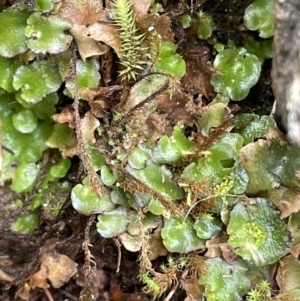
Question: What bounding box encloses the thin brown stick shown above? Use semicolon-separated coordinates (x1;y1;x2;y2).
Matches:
163;269;189;301
113;238;121;273
44;288;55;301
71;45;104;197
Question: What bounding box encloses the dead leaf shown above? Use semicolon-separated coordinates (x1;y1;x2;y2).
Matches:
29;264;49;289
52;106;75;128
131;0;151;22
70;24;109;61
138;15;174;41
220;244;239;264
118;232;142;252
276;254;300;293
28;239;78;290
147;228;168;260
88;22;121;57
41;250;78;288
81;111;100;144
291;242;300;258
182;277;204;301
58;0;104;25
0;268;14;282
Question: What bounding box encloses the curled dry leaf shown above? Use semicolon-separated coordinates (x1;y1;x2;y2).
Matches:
70;24;109;61
29;250;78;289
277;254;300;294
88;22;121;57
58;0;114;60
131;0;151;22
52;105;75;128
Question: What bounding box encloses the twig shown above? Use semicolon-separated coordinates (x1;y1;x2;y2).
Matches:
113;238;121;273
71;45;104;197
163;269;189;301
44;288;55;301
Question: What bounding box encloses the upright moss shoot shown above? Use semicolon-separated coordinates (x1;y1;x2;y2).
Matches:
111;0;146;82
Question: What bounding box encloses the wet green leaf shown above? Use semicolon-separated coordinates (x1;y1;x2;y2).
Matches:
96;208;129;238
154;41;186;79
182;133;243;183
46;123;77;152
110;187;133;207
126;164;183;200
26;13;72;54
133;192;152;208
152;125;196;164
128;145;152;169
101;165;119;186
49;157;71;179
233;114;276;144
32;93;59;120
287;211;300;245
65;59;100;97
86;144;105;171
227;198;290;265
123;74;168;115
211;47;261;101
34;0;55;12
13;60;62;104
194;214;222;240
148;198;165;215
0;56;22;92
243;35;273;63
12;109;37;133
199;258;251;301
240;136;300;218
11;162;39;193
161;216;205;253
244;0;274;38
0;99;52;184
0;9;30;57
197;11;216;40
182;14;191;28
71;182;115;215
11;214;39;234
198;103;230;136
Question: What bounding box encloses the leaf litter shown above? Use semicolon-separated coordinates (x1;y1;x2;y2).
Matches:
1;0;299;301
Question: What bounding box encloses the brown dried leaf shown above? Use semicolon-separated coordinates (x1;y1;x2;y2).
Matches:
0;268;14;282
291;242;300;258
88;22;121;57
16;283;31;301
147;229;168;260
58;0;104;25
29;264;49;289
276;254;300;293
81;111;100;144
131;0;151;22
220;244;239;264
70;24;109;61
41;250;78;288
118;233;142;252
138;15;174;41
182;61;214;98
52;106;75;128
156;92;194;129
182;277;204;301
